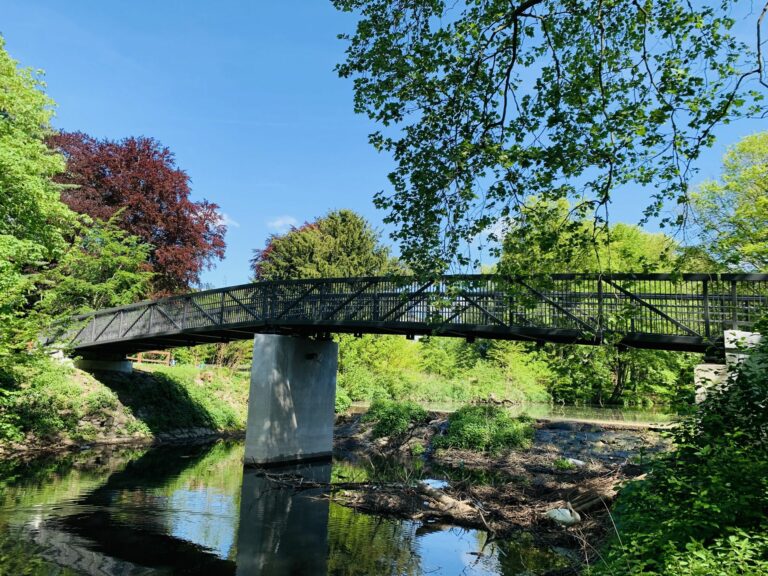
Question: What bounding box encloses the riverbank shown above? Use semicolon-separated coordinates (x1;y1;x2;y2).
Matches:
0;362;249;457
0;382;671;571
329;412;669;563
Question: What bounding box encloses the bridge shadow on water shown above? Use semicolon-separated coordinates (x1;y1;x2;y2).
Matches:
92;368;222;435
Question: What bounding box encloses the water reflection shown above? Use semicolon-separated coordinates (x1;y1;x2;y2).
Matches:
237;463;330;575
0;441;571;575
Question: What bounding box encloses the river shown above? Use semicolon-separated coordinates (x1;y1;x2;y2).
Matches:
0;439;575;575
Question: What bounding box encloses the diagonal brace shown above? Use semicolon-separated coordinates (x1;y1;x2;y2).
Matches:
378;280;435;322
120;307;150;339
459;290;509;327
603;278;701;337
154;303;182;330
93;312;120;343
188;298;219;325
226;290;261;320
515;278;598;334
322;280;376;321
274;284;321;321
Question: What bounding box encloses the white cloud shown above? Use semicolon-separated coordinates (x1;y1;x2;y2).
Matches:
267;215;299;233
217;213;241;229
486;217;510;242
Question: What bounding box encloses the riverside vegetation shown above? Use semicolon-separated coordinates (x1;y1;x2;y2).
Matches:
0;361;248;454
2;25;768;575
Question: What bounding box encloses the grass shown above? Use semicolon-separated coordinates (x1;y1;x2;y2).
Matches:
362;399;429;439
94;364;248;433
0;356;250;450
433;405;534;453
553;457;576;471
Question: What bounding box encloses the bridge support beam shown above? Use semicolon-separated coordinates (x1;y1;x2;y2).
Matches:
74;354;133;373
695;330;762;403
245;334;338;466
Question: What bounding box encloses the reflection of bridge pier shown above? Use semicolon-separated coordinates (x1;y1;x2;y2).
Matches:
236;462;331;576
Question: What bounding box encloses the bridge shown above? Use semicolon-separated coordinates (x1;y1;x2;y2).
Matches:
61;273;767;466
68;273;768;355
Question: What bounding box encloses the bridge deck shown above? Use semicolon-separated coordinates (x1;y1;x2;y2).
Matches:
62;274;768;356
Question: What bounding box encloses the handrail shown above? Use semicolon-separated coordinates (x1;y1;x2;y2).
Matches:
61;273;768;353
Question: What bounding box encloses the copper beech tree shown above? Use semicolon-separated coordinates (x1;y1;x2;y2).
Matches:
48;131;226;295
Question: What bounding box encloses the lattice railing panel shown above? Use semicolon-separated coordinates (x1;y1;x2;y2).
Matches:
63;274;768;351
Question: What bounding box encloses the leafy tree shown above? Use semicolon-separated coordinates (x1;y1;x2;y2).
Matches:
47;131;226;295
692;132;768;272
500;199;676;275
251;209;397;280
0;37;70;358
37;216;153;316
500;202;696;405
334;0;766;274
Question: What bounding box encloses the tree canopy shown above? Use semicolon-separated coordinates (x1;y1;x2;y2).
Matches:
251;209;397;280
48;131;227;295
0;38;70;255
0;37;71;357
0;38;165;362
37;216;153;316
693;131;768;272
499;199;677;275
334;0;767;274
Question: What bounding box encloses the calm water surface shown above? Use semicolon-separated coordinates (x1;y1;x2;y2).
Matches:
0;440;572;575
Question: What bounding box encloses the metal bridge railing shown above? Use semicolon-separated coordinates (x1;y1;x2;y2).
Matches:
66;274;768;352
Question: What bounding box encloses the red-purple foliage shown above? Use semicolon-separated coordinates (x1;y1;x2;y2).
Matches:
48;131;226;295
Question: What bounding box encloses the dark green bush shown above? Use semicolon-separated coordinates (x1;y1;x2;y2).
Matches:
362;400;429;439
433;405;534;452
593;340;768;575
335;387;352;413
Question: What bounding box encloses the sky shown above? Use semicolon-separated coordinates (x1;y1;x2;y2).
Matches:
1;1;764;287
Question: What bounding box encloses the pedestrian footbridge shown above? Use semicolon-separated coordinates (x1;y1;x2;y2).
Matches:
57;273;768;465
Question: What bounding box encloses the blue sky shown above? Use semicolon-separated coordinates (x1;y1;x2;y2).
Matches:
2;2;763;286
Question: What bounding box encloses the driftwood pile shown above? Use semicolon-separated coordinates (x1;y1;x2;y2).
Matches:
253;466;626;541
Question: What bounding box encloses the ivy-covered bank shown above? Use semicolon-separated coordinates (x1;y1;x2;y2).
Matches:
0;359;249;455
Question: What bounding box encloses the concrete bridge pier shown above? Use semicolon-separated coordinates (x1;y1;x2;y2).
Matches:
694;330;762;403
245;334;338;466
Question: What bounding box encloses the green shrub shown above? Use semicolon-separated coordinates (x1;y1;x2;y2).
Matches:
433;405;534;452
553;457;575;471
338;363;386;401
335;387;352;413
592;340;768;575
2;358;83;440
658;529;768;576
84;389;119;414
362;399;429;439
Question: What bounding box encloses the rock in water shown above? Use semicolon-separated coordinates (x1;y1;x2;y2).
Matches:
545;502;581;526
